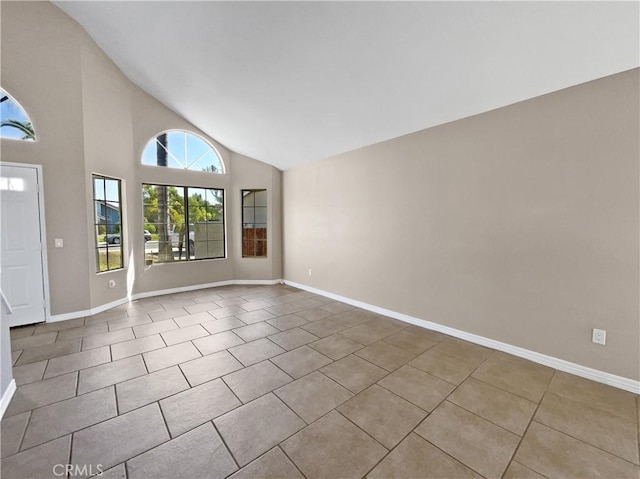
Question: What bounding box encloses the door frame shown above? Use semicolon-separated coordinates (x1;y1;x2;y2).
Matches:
1;161;51;323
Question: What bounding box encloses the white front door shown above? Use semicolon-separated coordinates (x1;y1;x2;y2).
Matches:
1;164;47;327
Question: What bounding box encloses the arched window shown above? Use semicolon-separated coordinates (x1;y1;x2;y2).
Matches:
0;88;36;141
141;130;224;173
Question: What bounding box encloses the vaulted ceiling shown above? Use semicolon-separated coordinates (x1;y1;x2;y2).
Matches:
54;1;638;170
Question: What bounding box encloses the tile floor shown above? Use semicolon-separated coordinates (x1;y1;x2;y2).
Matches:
2;284;639;479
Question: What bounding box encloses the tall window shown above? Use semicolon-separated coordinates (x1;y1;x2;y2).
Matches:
93;175;123;272
1;87;36;141
143;184;225;264
242;189;267;257
141;130;224;173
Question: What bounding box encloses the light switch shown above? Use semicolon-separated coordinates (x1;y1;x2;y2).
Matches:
55;238;64;248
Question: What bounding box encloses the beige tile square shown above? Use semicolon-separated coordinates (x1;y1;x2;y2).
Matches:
82;328;135;350
270;345;332;378
409;348;477;384
268;328;319;350
309;334;364;360
85;309;128;325
31;318;82;332
193;330;245;355
1;435;71;479
159;298;196;309
111;334;165;361
10;325;37;339
16;338;81;365
234;309;277;324
535;392;639;464
320;354;388;393
214;393;305;466
282;410;387;479
72;403;169;474
430;338;493;366
295;307;334;322
229;338;286;367
368;433;481;479
548;371;638;421
230;447;303;479
78;355;147;395
223;360;292;403
116;366;189;413
275;371;352;423
127;422;237;479
11;331;57;351
143;341;201;372
43;346;111;378
378;365;454;411
382;328;441;354
12;360;47;386
449;377;537;435
133;319;178;338
319;301;355;314
22;387;117;449
239;299;274;312
404;324;448;341
472;352;554;402
213;305;252;320
415;401;520;479
503;461;545;479
267;314;308;331
149;307;189;321
185;301;221;314
515;421;639;478
202;316;247;334
234;322;280;342
56;322;109;341
215;297;248;308
338;384;426;448
179;350;243;387
355;341;416;371
161;324;209;346
266;301;317;317
107;314;152;332
332;308;378;325
300;318;346;338
160;378;241;437
339;320;400;345
1;411;30;458
174;311;216;328
5;372;77;417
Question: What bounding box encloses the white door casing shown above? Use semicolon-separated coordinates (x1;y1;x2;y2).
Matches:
0;164;48;327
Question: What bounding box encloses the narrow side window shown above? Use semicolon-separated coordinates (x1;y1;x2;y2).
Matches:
242;189;267;257
93;175;123;272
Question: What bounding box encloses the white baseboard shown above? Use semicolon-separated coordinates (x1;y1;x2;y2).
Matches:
285;280;640;394
0;379;16;419
49;279;283;322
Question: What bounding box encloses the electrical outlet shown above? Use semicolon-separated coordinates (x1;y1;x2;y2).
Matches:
592;328;606;345
308;269;312;276
54;238;64;248
108;279;116;289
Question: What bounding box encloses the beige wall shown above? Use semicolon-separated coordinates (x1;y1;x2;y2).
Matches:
283;68;640;381
1;1;283;316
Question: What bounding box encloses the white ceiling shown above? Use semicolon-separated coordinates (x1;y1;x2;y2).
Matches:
54;1;639;171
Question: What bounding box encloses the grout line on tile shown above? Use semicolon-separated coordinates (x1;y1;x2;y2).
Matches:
278;444;309;479
210;420;241;471
13;410;32;454
530;418;640;468
501;371;554;479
